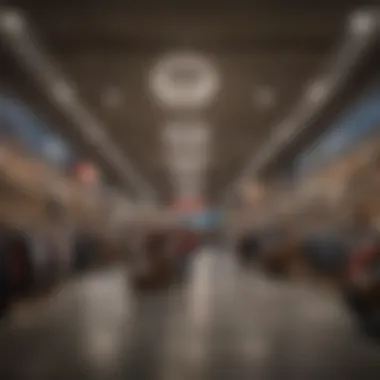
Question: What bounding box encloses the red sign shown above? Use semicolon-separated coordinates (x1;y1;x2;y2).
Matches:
172;197;204;212
75;162;100;185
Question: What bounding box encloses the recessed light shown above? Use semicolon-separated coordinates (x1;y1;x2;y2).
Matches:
349;10;377;36
102;86;123;108
0;10;24;36
252;86;276;108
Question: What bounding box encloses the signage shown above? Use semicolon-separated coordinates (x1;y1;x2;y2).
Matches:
75;162;101;185
172;197;204;213
182;209;221;229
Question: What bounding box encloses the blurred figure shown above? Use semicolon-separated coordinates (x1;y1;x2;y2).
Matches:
132;231;174;291
344;239;380;340
341;206;380;339
301;231;349;279
236;231;260;265
0;225;12;316
174;228;198;282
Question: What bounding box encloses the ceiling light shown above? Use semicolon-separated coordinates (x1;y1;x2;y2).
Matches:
168;153;208;169
173;169;204;180
101;86;123;108
169;156;207;171
172;170;204;183
173;178;204;196
272;120;295;141
170;169;205;182
306;79;329;104
163;121;209;146
149;52;220;109
163;120;211;198
252;86;276;108
349;10;377;36
0;9;24;36
165;129;209;146
0;8;154;202
169;147;209;166
52;80;76;105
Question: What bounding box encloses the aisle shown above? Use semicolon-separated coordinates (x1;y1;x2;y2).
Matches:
0;248;379;380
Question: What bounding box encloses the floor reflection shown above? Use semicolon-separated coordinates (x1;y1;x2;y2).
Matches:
0;248;379;380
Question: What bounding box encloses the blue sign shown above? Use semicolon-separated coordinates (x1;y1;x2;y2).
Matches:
0;95;74;169
295;80;380;175
181;210;222;229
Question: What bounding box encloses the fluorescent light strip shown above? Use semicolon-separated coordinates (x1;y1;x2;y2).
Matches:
168;163;206;193
162;120;211;197
163;122;210;146
221;9;380;206
0;8;155;202
172;177;204;196
166;147;209;169
170;160;208;173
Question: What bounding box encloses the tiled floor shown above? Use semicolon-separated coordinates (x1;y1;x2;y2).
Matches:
0;248;379;380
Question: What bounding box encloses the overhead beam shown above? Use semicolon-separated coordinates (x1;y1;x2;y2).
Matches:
47;36;332;55
0;7;157;203
220;9;380;207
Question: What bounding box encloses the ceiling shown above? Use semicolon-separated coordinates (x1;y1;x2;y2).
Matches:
2;0;377;205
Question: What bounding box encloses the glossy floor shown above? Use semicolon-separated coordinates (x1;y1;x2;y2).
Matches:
0;248;379;380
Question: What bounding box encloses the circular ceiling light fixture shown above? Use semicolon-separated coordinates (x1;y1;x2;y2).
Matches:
149;52;220;110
